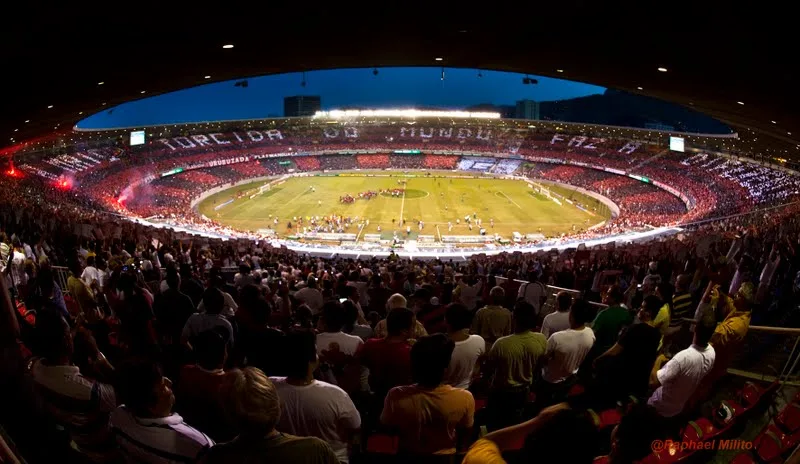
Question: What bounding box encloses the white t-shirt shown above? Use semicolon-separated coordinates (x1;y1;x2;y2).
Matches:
445;334;486;389
316;332;364;357
294;287;324;313
518;281;547;313
541;311;571;338
542;327;595;383
648;344;716;418
270;378;361;462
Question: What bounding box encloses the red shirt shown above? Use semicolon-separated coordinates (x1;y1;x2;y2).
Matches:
357;338;412;396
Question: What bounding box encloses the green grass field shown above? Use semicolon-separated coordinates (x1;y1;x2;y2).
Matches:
197;172;609;239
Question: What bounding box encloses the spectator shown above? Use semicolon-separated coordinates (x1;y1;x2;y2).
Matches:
518;272;547;315
471;286;512;349
541;299;596;398
175;330;234;442
381;334;475;455
444;303;485;389
462;403;596;464
269;331;361;462
342;299;373;340
153;270;196;344
203;367;339;464
373;294;428;339
541;291;573;338
111;359;213;463
591;285;633;354
357;307;415;399
294;275;323;314
182;287;235;349
29;312;117;462
591;297;662;405
198;276;238;317
648;319;716;422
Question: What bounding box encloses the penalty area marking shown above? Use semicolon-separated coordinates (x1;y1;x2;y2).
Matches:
496;191;522;209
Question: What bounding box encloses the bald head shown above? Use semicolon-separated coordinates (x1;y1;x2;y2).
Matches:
387;293;407;310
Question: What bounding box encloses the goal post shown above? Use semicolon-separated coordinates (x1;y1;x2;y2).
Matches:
249;183;271;199
529;181;551;199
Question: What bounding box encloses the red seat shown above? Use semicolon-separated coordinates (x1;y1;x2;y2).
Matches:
740;381;764;408
587;408;623;430
568;384;585;397
775;403;800;434
593;456;610;464
729;452;756;464
474;398;488;412
753;425;790;463
366;433;399;454
683;418;719;442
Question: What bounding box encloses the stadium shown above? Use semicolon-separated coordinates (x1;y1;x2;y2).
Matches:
10;111;798;259
3;5;800;464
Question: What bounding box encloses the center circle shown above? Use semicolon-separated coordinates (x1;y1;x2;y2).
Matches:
380;189;428;199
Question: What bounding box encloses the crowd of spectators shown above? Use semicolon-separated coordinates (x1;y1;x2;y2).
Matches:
3;156;800;462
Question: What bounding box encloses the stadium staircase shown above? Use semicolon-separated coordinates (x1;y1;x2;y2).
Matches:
628;149;670;173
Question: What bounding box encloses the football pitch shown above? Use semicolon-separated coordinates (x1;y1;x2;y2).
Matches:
197;172;609;239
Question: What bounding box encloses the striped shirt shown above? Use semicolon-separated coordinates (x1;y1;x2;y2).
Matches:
29;359;118;462
110;407;214;464
670;292;694;327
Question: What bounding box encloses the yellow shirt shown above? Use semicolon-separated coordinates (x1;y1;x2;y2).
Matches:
463;439;506;464
381;384;475;455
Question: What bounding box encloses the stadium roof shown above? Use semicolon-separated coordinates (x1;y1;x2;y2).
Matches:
2;2;797;158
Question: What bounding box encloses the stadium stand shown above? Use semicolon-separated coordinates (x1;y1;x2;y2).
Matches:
4;118;800;463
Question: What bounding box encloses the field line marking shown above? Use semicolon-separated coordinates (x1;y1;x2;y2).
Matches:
355;222;365;242
399;188;406;225
498;191;522;209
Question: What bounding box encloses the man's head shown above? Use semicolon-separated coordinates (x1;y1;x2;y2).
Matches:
386;307;414;338
202;287;225;315
694;319;716;347
556;291;573;312
610;405;664;464
656;282;674;305
117;359;174;418
732;282;755;312
386;293;407;311
194;329;227;371
165;269;180;291
603;285;624;306
225;367;281;436
410;334;455;388
306;275;318;289
489;286;505;306
513;300;538;332
638;295;663;323
445;304;471;332
342;300;360;328
569;298;593;328
283;331;318;379
321;301;345;332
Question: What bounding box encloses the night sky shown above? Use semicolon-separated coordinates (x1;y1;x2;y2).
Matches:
77;67;606;129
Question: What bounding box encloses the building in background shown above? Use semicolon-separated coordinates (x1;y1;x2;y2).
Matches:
284;96;322;117
515;99;540;120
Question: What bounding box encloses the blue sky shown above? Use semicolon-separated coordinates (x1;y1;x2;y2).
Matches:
77;67;606;129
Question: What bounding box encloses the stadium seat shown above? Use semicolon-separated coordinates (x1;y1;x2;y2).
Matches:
753;424;792;463
729;453;756;464
775;403;800;434
683;418;719;443
586;408;623;430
